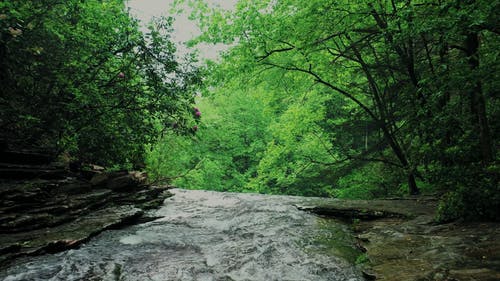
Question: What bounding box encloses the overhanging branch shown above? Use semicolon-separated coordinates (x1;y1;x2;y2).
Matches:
261;61;380;123
256;46;295;61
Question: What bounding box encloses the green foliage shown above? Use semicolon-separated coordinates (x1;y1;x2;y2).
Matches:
437;191;466;223
155;0;499;220
247;85;340;196
437;168;500;222
147;86;271;191
355;253;369;265
334;163;404;199
0;0;199;167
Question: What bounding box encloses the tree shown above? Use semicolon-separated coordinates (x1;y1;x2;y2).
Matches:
0;0;199;167
147;79;271;191
182;0;418;193
181;0;498;200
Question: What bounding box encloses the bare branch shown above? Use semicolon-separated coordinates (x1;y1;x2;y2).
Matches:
256;46;295;62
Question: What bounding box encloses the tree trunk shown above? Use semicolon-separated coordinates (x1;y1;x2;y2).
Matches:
345;33;421;196
408;172;419;195
465;32;493;164
379;122;420;195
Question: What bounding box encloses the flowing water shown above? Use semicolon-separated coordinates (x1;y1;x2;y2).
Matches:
1;189;364;281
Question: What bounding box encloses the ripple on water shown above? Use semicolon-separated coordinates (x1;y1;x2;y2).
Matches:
1;189;364;281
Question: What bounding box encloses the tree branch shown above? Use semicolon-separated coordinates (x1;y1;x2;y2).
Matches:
305;154;403;168
256;46;295;62
260;61;380;123
149;159;204;185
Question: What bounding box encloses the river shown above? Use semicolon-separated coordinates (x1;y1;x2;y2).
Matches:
1;189;364;281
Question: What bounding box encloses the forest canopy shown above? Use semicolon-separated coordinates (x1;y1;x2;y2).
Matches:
1;0;498;221
147;0;499;221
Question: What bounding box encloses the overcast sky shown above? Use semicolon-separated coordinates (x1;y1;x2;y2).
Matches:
127;0;237;60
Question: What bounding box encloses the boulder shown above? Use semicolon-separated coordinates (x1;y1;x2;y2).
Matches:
107;174;139;192
90;172;109;187
88;164;105;171
129;171;148;183
81;164;106;180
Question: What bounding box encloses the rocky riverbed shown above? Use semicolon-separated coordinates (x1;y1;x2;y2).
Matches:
299;198;500;281
1;186;499;280
1;189;365;281
0;149;172;268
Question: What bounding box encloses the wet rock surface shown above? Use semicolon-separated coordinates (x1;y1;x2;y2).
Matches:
0;149;172;268
303;198;500;281
1;189;364;281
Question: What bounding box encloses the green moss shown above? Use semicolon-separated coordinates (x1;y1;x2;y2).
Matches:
304;217;362;264
355;253;369;265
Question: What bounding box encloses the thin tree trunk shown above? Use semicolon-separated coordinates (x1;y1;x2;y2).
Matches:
465;32;493;164
379;123;420;195
408;172;419;195
346;32;420;196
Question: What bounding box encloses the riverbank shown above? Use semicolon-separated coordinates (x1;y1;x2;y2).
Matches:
2;162;499;281
299;198;500;281
0;189;365;281
0;149;173;269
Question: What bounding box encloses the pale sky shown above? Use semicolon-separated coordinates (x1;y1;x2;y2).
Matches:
126;0;237;60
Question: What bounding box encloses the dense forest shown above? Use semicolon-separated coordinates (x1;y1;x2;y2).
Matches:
148;0;499;221
0;0;201;168
1;0;498;222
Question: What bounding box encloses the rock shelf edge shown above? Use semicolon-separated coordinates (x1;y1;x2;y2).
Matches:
0;148;174;269
298;198;500;281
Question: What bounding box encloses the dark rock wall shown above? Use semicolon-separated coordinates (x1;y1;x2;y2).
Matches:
0;148;172;267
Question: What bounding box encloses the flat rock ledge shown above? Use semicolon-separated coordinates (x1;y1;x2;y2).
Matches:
298;198;500;281
0;179;172;268
0;149;172;269
0;206;142;263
